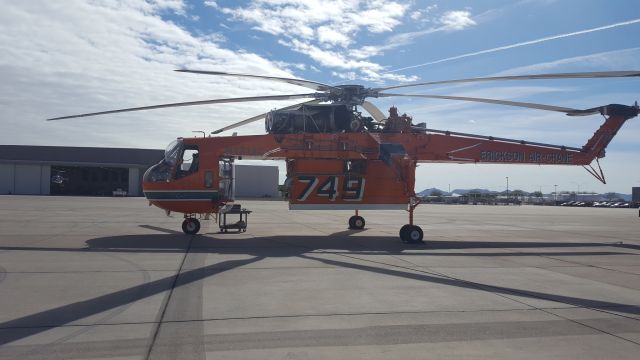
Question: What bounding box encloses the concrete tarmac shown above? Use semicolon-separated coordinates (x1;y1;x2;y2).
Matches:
0;195;639;359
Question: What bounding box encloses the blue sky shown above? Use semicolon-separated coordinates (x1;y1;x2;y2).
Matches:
1;0;639;193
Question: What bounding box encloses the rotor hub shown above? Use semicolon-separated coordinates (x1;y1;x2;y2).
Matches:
331;85;368;104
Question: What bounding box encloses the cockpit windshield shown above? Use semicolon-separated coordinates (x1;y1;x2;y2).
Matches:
164;139;184;166
143;139;185;183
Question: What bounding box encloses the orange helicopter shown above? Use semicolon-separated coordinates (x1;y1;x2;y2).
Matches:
48;70;639;242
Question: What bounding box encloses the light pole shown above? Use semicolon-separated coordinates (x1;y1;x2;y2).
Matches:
571;181;584;201
554;184;558;203
571;181;580;194
506;176;509;200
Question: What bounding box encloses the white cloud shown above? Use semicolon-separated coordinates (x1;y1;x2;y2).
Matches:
211;2;479;82
332;71;358;81
203;0;218;9
350;2;408;33
213;0;415;81
410;11;423;21
279;39;418;83
0;1;313;149
350;27;442;60
439;10;476;30
219;1;347;38
346;10;477;63
280;39;382;71
317;26;351;48
410;4;438;22
274;61;307;72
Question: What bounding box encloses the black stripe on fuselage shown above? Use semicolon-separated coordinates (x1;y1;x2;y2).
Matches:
144;191;220;201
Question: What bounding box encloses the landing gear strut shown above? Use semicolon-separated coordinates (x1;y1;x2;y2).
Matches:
348;210;365;229
182;217;201;235
400;199;423;243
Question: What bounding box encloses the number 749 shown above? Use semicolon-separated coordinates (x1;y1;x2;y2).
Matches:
297;176;365;202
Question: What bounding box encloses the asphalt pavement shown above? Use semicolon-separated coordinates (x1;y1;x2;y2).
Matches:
0;196;639;359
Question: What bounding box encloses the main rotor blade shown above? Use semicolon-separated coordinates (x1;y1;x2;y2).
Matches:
212;99;322;134
175;69;341;92
47;93;319;120
380;93;600;116
376;71;640;92
361;100;386;122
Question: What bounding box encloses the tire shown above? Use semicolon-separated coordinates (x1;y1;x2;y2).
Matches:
349;215;365;229
399;224;412;242
182;218;200;235
400;225;423;243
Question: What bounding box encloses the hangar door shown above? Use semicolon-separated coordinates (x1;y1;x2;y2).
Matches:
14;165;42;195
51;166;128;196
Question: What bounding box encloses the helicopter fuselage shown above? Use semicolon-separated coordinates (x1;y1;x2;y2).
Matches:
142;104;637;218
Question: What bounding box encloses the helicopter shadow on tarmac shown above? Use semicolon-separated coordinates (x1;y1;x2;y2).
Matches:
0;229;639;347
87;225;640;258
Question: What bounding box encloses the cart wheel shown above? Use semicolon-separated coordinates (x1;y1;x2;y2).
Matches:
182;218;200;235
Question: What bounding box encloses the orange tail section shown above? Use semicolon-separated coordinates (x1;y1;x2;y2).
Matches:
579;103;639;162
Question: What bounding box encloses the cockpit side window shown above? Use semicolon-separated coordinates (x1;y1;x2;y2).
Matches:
175;146;199;179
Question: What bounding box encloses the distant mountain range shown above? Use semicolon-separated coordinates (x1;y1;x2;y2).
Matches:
417;188;632;201
417;188;500;196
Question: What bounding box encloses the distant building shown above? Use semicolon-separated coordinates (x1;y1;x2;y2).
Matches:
0;145;279;197
0;145;161;196
633;187;640;202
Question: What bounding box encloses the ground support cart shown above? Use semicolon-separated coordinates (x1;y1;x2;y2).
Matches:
218;204;252;233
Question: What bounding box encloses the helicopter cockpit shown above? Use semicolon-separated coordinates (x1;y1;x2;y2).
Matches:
143;139;200;183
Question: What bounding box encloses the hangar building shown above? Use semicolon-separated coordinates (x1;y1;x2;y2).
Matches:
0;145;279;198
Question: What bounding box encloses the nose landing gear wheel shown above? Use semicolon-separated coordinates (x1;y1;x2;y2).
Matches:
348;215;365;229
182;218;201;235
400;224;423;243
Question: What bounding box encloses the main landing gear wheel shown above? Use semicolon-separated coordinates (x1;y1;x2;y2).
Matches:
400;224;423;243
348;215;365;229
182;218;201;235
